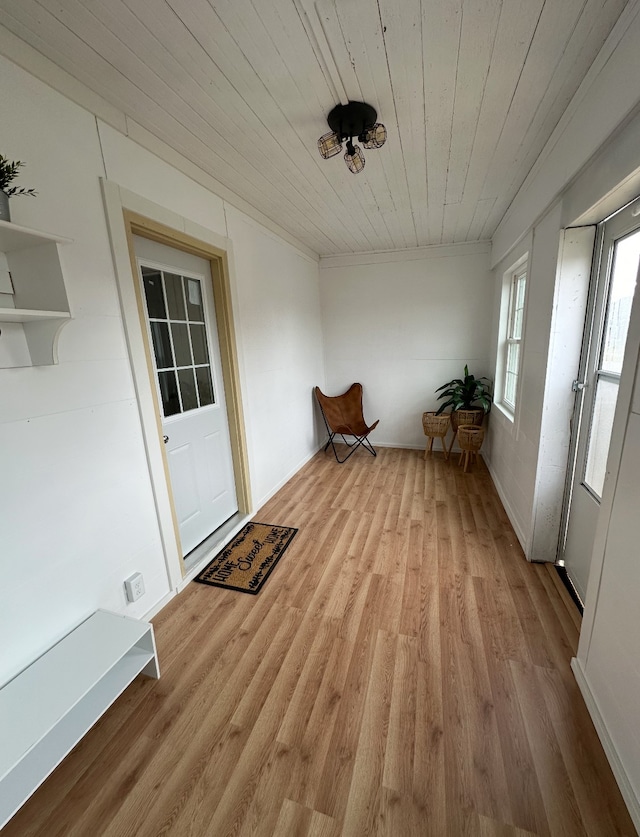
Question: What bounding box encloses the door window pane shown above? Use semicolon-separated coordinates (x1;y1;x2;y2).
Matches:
186;278;204;321
196;365;214;406
190;323;209;365
142;268;166;319
584;378;619;498
150;321;173;369
158;370;180;416
164;272;186;321
140;262;217;418
178;368;198;411
171;322;192;367
583;226;640;499
601;230;640;374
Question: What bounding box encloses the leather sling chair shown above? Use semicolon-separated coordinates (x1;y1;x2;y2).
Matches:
314;383;379;463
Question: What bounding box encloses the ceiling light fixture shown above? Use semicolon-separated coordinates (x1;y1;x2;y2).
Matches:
318;101;387;174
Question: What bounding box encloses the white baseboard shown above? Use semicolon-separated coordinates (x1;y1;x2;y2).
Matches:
483;455;529;556
254;442;324;511
374;441;423;450
571;657;640;833
143;589;176;621
365;441;464;452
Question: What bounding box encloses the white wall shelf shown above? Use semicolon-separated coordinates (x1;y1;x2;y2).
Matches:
0;219;72;251
0;308;71;323
0;610;160;830
0;219;72;367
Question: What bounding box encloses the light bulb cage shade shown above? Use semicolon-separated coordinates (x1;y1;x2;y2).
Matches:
362;122;387;149
318;130;343;159
319;102;386;172
344;143;365;174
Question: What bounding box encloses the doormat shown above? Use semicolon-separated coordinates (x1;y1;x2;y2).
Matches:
194;522;298;594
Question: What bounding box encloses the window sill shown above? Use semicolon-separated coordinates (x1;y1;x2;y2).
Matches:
493;401;515;424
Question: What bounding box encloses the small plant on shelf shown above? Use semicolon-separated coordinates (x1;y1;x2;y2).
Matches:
0;155;37;198
435;364;492;415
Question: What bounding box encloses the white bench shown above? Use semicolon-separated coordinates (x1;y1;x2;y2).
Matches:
0;609;160;829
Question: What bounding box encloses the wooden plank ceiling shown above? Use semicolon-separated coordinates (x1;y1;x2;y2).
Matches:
0;0;629;255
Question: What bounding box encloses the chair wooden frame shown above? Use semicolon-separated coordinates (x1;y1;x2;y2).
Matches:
314;383;379;463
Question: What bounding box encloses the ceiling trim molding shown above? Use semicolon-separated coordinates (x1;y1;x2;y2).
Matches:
0;24;319;263
320;240;491;269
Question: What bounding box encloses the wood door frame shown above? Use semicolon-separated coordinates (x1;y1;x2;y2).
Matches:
101;179;252;591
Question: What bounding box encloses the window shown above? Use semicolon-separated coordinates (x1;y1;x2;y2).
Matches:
502;263;527;412
141;265;216;418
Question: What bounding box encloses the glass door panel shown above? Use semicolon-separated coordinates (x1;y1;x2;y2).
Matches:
141;266;216;417
583;228;640;498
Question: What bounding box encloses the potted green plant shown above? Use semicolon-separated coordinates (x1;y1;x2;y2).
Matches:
0;155;37;222
434;364;492;431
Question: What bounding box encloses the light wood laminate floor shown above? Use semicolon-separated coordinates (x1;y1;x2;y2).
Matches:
5;448;635;836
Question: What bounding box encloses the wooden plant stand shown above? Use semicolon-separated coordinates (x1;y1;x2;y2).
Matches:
422;412;451;460
457;424;485;472
446;408;484;456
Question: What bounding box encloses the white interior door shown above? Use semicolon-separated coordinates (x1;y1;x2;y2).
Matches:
134;236;238;557
561;205;640;601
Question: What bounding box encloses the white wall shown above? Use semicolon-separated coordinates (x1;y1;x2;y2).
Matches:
319;243;493;449
0;55;324;686
97;124;325;511
224;207;325;507
490;207;566;553
485;0;640;559
485;212;593;556
582;416;640;821
485;241;533;547
483;6;640;825
574;335;640;831
529;225;595;563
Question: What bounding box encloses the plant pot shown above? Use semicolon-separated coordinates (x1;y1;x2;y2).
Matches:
457;424;485;472
422;411;451;436
450;408;484;432
422;411;451;460
0;190;10;222
457;424;485;451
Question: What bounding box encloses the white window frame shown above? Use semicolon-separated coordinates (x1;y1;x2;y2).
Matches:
503;266;527;410
497;255;528;418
